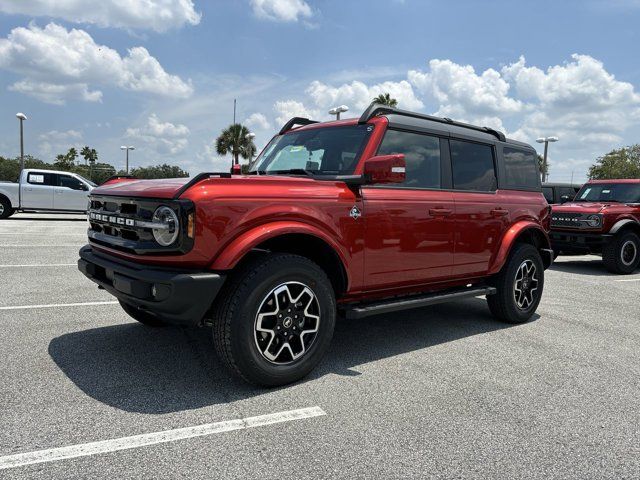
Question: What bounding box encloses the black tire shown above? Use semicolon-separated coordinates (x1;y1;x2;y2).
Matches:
487;243;544;324
603;231;640;274
119;300;166;327
212;253;336;387
0;196;14;219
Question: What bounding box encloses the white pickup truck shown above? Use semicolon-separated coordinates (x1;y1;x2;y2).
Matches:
0;169;95;219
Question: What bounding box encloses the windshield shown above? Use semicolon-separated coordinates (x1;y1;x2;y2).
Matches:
249;125;373;175
575;183;640;203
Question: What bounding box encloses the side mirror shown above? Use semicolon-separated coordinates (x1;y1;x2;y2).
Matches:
363;154;405;185
560;195;571;203
231;164;242;175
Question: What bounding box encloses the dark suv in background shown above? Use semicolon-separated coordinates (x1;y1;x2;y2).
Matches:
542;182;582;204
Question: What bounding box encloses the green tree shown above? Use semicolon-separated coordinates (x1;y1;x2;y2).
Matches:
80;146;98;165
588;145;640;179
373;93;398;108
0;155;48;181
54;147;78;169
129;164;189;179
215;123;256;166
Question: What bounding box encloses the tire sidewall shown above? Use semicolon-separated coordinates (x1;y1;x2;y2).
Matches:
614;232;640;274
230;257;336;385
501;244;545;322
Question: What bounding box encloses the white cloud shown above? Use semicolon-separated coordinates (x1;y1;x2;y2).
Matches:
273;99;321;125
245;112;272;130
250;0;313;22
0;23;193;104
306;79;423;111
0;0;201;32
126;114;190;155
38;129;83;157
408;59;523;119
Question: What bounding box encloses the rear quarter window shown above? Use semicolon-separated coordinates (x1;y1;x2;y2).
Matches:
503;147;539;189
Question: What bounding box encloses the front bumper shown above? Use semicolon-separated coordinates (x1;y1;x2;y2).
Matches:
549;231;612;254
78;245;225;326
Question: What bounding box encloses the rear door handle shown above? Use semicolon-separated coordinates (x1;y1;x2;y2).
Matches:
490;208;509;217
429;208;453;217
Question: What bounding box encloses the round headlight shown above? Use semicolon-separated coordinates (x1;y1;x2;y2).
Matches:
152;206;179;246
585;214;602;228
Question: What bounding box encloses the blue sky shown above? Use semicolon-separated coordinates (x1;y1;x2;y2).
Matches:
1;0;640;182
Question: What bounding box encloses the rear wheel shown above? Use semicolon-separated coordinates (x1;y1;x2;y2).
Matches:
487;243;544;324
0;197;14;219
212;253;336;387
603;231;640;274
119;300;166;327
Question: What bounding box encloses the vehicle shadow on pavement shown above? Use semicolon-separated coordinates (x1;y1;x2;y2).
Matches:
48;298;519;414
550;258;624;277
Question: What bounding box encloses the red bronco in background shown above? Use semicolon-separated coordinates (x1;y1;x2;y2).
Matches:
550;179;640;274
78;104;553;386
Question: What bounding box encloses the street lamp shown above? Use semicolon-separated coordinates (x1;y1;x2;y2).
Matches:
536;136;558;183
120;145;135;174
16;113;27;174
329;105;349;120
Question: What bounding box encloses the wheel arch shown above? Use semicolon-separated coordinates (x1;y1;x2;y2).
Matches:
610;218;640;236
210;222;350;296
489;221;552;274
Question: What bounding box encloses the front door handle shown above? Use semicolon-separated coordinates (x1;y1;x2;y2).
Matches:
490;208;509;217
429;208;453;217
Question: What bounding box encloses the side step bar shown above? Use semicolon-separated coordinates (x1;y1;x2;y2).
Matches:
344;286;496;320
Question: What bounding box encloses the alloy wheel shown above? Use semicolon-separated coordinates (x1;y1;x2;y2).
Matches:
513;259;539;310
620;240;638;267
254;281;320;365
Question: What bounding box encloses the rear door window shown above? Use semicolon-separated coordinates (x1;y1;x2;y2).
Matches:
377;129;441;188
450;139;497;191
27;172;55;186
558;187;576;201
542;187;554;203
503;147;539;189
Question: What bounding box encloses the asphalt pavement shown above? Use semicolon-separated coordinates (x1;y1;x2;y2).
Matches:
1;212;638;479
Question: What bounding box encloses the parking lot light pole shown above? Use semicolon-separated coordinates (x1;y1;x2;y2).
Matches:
329;105;349;120
120;146;135;174
16;113;27;174
536;136;558;183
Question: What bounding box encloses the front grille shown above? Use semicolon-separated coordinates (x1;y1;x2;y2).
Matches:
87;195;194;255
550;212;601;230
551;212;583;228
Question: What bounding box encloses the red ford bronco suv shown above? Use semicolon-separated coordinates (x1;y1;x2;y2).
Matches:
550;179;640;274
78;104;553;386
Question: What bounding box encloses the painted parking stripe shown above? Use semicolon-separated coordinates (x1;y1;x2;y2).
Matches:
0;244;81;247
0;264;76;268
0;406;326;470
616;278;640;282
0;301;118;311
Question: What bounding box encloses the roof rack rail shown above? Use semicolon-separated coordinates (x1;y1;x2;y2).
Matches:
358;103;506;142
173;172;232;199
279;117;319;135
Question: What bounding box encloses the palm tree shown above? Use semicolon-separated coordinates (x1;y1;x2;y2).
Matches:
80;146;98;166
215;123;256;165
373;93;398;108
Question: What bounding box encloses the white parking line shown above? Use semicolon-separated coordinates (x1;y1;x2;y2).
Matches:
0;245;81;247
0;233;86;235
0;264;76;268
0;301;118;311
0;406;326;470
616;278;640;282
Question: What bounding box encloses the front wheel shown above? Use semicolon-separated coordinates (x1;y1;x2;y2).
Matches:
487;243;544;324
212;253;336;387
603;232;640;274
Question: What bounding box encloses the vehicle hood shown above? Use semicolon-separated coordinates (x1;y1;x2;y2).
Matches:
92;177;192;198
552;202;608;214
